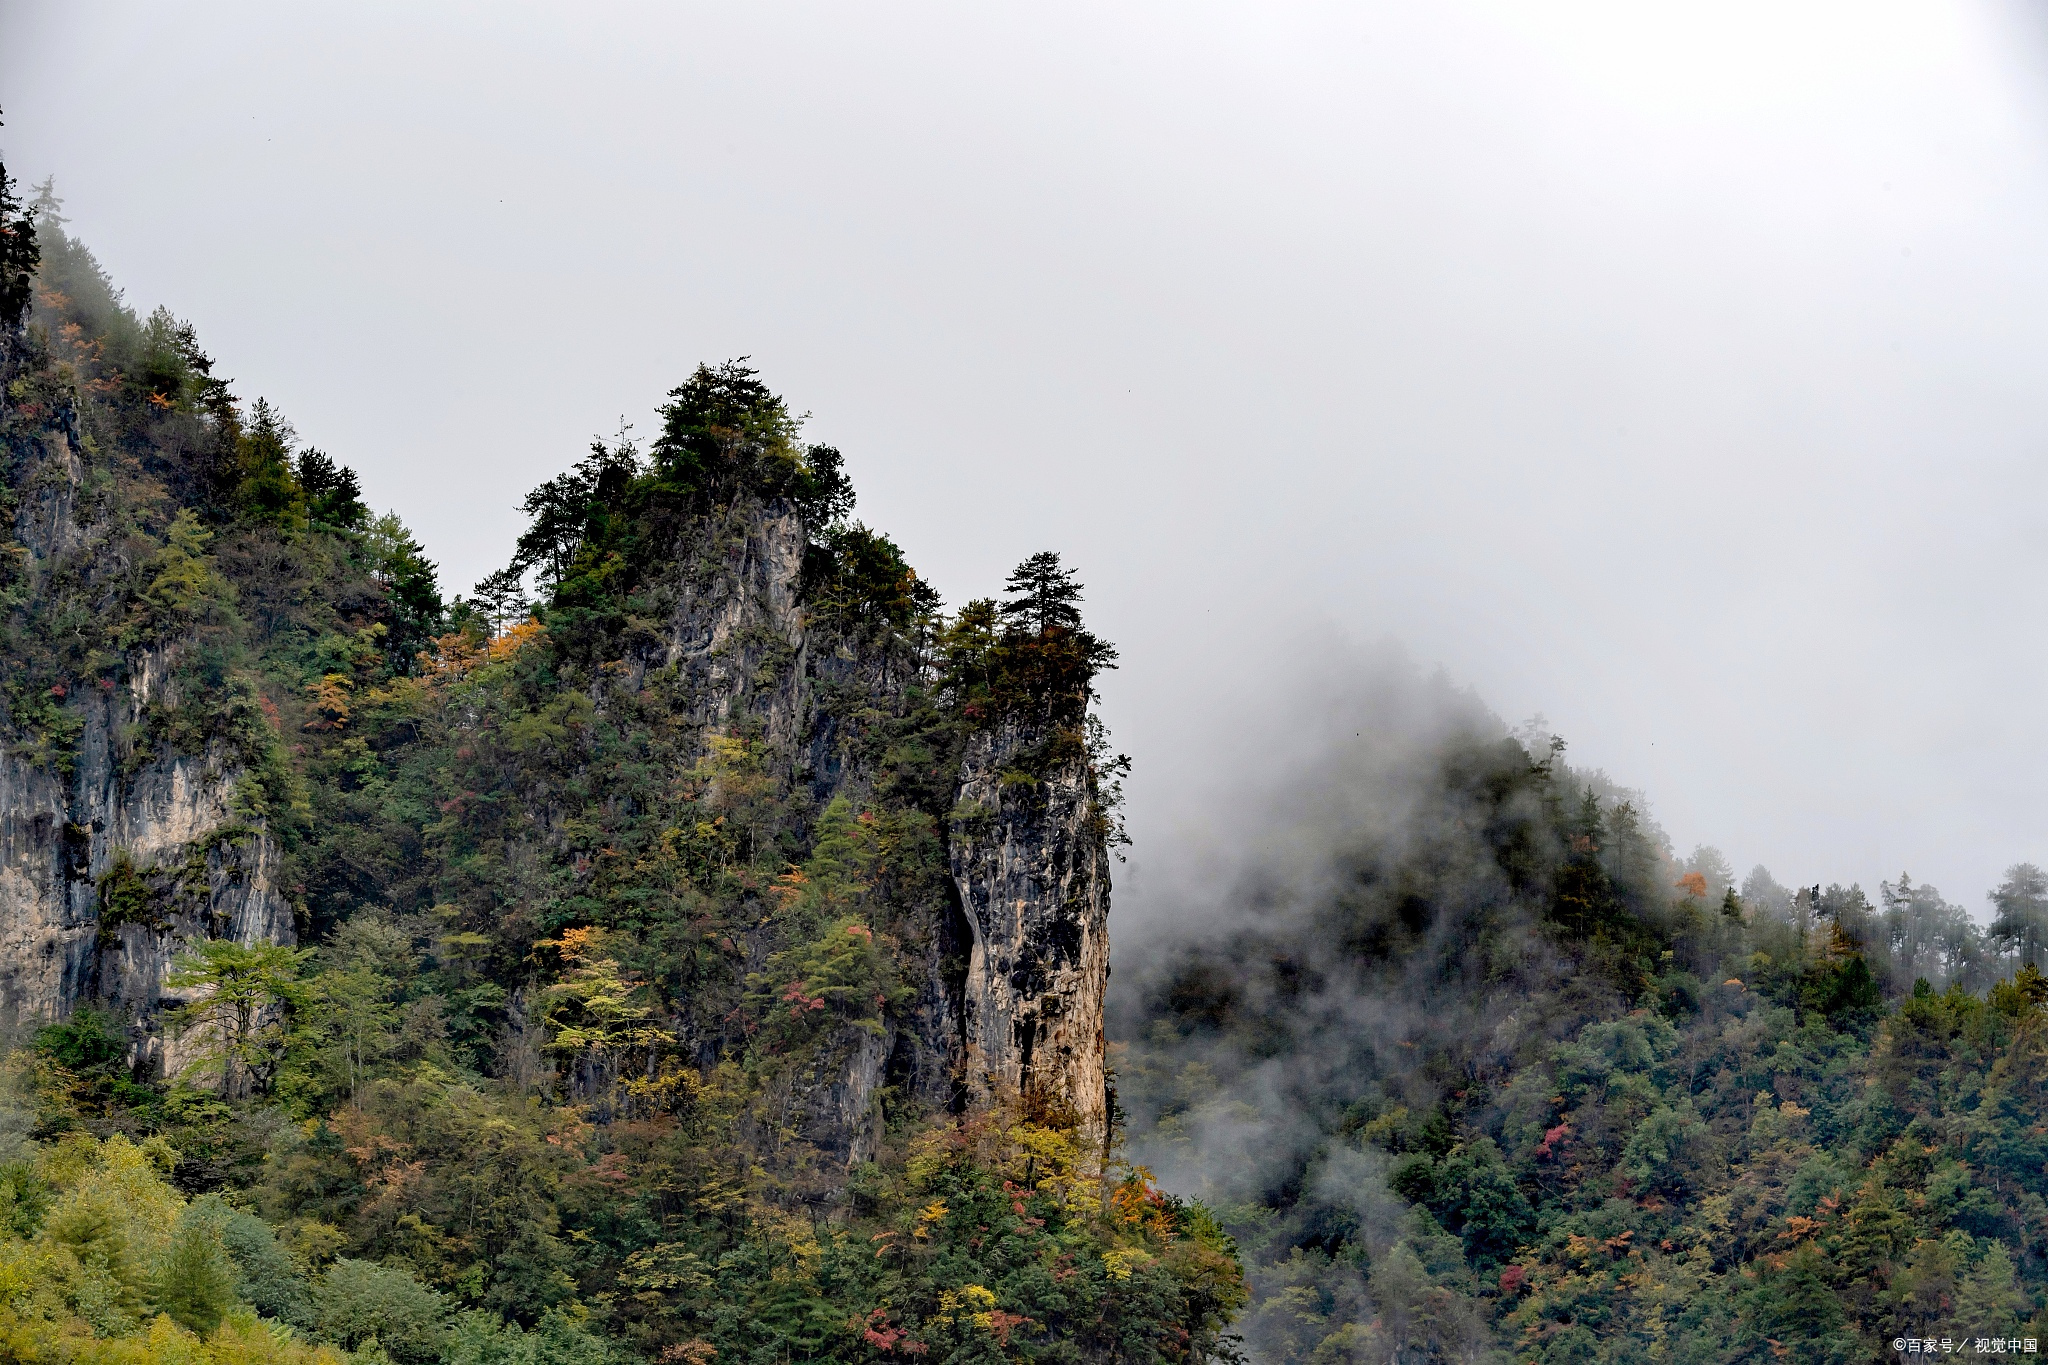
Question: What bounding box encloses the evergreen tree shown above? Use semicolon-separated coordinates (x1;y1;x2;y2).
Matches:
510;436;641;586
810;523;940;634
1570;788;1604;852
938;597;1003;702
314;1259;450;1362
1606;797;1652;889
365;511;446;670
1742;864;1796;921
652;360;789;480
165;939;310;1100
649;361;851;524
986;551;1119;720
1000;550;1086;636
471;566;533;635
1682;843;1735;899
297;448;368;529
1879;873;1979;990
0;148;39;330
1990;862;2048;970
134;306;204;407
27;173;64;232
153;1208;238;1335
237;397;308;530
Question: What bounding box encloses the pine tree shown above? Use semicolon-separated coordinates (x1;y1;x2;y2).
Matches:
27;174;64;232
472;566;533;635
649;361;851;524
1991;863;2048;970
0;150;39;330
165;939;311;1100
510;436;641;587
1000;550;1086;636
297;448;367;529
237;398;308;530
154;1210;238;1335
365;512;446;670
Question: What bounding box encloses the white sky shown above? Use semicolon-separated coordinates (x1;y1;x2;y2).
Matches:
6;2;2048;914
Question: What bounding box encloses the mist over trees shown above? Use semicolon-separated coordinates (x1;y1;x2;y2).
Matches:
11;152;2048;1364
1111;660;2048;1362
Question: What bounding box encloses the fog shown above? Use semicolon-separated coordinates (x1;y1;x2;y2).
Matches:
6;2;2048;908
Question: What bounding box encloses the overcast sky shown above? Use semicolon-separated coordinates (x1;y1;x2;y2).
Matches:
6;2;2048;915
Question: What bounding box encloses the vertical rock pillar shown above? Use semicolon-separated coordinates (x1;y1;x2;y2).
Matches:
948;720;1111;1146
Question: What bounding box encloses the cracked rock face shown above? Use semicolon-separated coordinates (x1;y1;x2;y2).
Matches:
0;749;94;1027
663;502;811;742
949;721;1111;1146
648;502;1113;1163
0;420;295;1044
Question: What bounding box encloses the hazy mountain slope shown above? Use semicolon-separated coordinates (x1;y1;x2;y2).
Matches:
1114;666;2048;1363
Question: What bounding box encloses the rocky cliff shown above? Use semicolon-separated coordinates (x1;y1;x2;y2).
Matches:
951;720;1111;1140
0;219;1125;1215
0;186;1251;1363
0;346;295;1051
0;307;1114;1176
635;488;1113;1163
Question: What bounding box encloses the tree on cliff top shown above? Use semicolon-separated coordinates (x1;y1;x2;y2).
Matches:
650;358;852;526
937;551;1119;727
1002;550;1086;635
1991;861;2048;969
510;434;642;588
0;146;39;330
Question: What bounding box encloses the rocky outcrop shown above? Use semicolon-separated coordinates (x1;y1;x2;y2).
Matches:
949;722;1111;1145
662;501;810;742
656;503;918;1172
0;749;93;1029
2;386;1109;1149
0;720;294;1037
772;1023;894;1178
645;498;1112;1165
0;415;294;1045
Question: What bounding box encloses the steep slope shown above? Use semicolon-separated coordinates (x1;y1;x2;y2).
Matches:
0;235;297;1064
952;716;1113;1138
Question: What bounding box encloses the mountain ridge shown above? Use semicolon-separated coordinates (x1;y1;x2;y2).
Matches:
0;173;1243;1363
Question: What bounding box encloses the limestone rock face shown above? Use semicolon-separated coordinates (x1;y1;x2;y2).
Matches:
646;500;1112;1165
662;502;811;744
949;721;1111;1146
0;414;295;1042
0;748;92;1026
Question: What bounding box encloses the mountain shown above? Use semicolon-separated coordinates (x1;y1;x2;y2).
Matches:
10;155;2048;1365
0;168;1239;1362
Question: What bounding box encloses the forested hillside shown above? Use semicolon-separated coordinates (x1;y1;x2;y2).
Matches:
0;163;1240;1363
1115;677;2048;1363
7;148;2048;1365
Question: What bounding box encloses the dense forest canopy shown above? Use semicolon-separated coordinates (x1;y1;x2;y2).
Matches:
3;156;2048;1365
